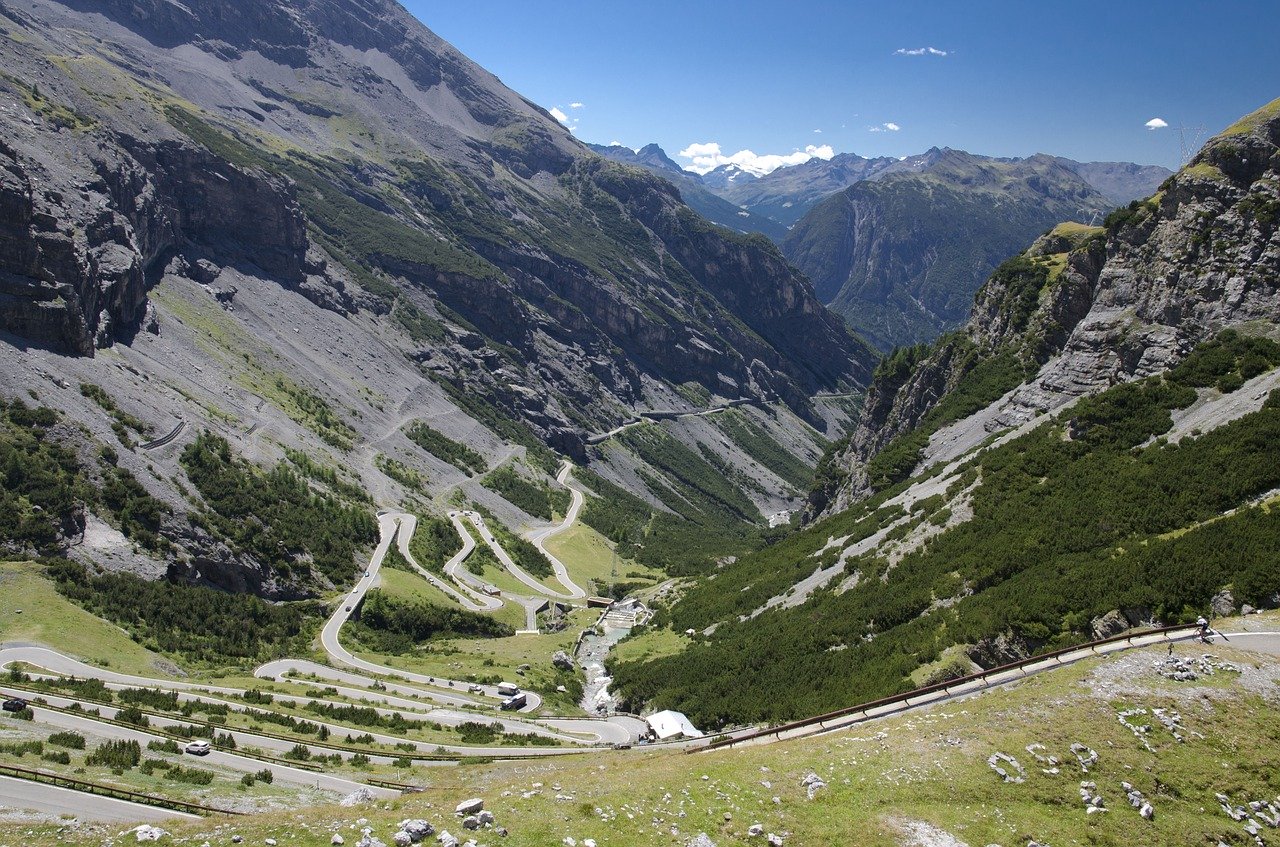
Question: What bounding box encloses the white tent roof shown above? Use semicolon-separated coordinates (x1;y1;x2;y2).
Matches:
646;709;703;740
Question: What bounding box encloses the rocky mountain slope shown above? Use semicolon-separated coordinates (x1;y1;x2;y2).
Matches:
814;97;1280;514
781;150;1114;350
712;150;943;227
1051;156;1174;205
0;0;872;595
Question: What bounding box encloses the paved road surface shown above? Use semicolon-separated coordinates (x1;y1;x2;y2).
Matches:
0;774;200;823
522;461;589;600
0;686;389;795
396;513;497;612
465;511;582;602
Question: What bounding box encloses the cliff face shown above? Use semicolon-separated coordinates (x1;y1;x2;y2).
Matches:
812;99;1280;517
0;0;873;446
782;150;1113;351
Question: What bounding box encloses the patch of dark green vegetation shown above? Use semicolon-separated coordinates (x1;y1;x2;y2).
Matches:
406;422;487;476
481;464;569;521
47;559;324;664
574;464;766;577
376;453;427;493
470;504;555;579
347;591;513;653
0;400;169;553
85;739;141;770
611;333;1280;728
79;383;152;446
0;400;92;550
283;448;371;503
406;515;460;574
270;377;355;452
619;427;757;523
429;380;561;476
712;408;814;490
181;432;377;585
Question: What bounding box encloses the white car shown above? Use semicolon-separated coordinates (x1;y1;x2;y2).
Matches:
184;740;211;756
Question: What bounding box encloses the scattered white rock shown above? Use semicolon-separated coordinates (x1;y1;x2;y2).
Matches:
1069;743;1098;772
342;788;377;807
747;824;764;837
1079;781;1107;815
801;771;827;799
455;798;485;816
766;834;784;846
685;834;716;847
397;820;434;842
987;752;1027;783
132;826;167;842
393;833;412;847
331;836;345;846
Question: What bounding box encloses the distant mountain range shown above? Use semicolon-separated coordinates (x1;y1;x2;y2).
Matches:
592;142;1171;348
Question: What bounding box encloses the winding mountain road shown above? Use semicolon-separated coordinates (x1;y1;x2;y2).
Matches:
522;461;590;601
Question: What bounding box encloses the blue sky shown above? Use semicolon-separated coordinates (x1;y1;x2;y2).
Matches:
405;1;1279;172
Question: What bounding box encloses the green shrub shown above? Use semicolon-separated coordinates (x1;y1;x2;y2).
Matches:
86;740;141;770
48;731;85;750
406;423;487;475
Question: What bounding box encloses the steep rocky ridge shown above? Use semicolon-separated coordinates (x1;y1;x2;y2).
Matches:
782;150;1113;350
812;98;1280;516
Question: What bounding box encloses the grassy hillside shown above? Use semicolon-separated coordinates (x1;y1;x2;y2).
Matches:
611;334;1280;727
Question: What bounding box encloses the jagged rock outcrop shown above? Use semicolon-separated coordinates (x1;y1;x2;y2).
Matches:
0;121;331;353
812;98;1280;518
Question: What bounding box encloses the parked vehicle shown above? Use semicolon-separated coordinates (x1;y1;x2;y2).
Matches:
184;740;212;756
499;693;527;711
496;682;520;697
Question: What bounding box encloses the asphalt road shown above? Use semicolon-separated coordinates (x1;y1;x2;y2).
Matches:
522;461;589;600
0;774;199;823
0;685;388;795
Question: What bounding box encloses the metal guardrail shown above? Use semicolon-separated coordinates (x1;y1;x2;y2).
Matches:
694;624;1199;753
0;686;325;772
3;683;591;764
140;420;185;450
0;762;243;816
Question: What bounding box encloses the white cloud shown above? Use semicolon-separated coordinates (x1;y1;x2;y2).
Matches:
570;102;585;109
895;47;947;56
676;142;836;176
549;106;569;124
1145;117;1168;130
884;122;901;131
608;140;623;147
813;128;822;133
868;122;901;133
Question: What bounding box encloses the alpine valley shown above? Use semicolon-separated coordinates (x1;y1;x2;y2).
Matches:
0;1;1278;846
